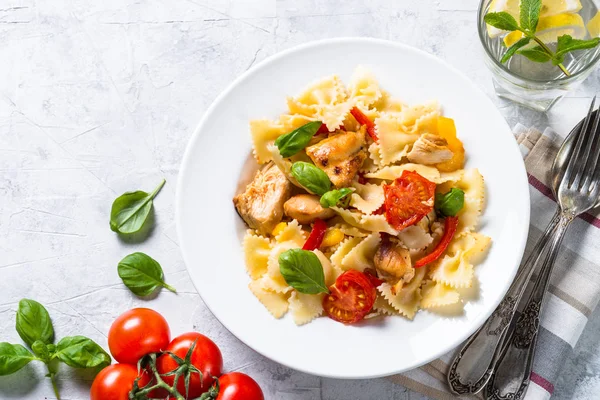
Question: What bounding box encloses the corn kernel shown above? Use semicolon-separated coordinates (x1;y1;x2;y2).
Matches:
320;228;345;248
271;222;287;238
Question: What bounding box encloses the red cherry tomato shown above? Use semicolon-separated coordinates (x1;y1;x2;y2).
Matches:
323;270;376;324
157;332;223;397
216;372;264;400
383;170;436;231
90;364;150;400
108;308;170;365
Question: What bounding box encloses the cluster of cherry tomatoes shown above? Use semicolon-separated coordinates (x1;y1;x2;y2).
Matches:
90;308;264;400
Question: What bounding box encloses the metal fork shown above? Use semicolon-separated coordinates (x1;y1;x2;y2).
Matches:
485;100;600;400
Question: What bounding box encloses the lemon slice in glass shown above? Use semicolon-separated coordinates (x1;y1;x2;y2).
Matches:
487;0;583;38
503;13;586;47
587;11;600;37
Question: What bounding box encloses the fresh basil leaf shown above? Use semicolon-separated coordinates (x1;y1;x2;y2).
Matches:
501;37;531;63
31;340;50;362
484;12;519;32
53;336;111;369
320;188;354;208
435;188;465;217
555;35;600;60
16;299;54;348
0;343;37;376
110;179;166;234
118;252;176;296
279;249;329;294
290;162;331;196
518;46;552;62
275;121;322;158
520;0;541;33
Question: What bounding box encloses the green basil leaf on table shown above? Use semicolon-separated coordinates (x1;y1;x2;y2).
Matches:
290;162;331;196
110;179;166;234
483;12;519;32
0;343;37;376
279;249;329;294
16;298;54;348
435;188;465;217
31;340;50;361
519;0;542;33
320;188;354;208
518;46;552;63
118;252;176;296
53;336;111;369
274;121;322;158
501;37;531;63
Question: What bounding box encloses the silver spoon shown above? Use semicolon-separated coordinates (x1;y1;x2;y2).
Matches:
448;100;598;395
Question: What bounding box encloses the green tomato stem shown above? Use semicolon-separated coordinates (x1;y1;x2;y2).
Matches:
530;35;571;77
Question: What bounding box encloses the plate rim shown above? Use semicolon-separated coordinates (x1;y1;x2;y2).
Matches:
175;36;531;379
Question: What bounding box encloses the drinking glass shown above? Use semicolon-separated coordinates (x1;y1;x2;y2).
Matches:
478;0;600;111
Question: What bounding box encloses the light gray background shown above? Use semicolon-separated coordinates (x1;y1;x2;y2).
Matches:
1;0;599;399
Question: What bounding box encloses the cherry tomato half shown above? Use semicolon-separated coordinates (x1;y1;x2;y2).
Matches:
108;308;170;365
90;364;150;400
157;332;223;398
383;170;436;231
323;270;376;324
216;372;264;400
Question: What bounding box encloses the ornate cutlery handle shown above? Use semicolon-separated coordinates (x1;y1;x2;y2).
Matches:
448;211;561;395
485;212;572;400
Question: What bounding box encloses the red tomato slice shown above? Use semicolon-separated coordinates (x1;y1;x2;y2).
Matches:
383;170;436;231
323;270;376;324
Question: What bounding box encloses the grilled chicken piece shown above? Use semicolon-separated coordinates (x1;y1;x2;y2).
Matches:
407;133;453;165
305;129;367;188
283;194;335;224
374;239;415;289
233;162;291;235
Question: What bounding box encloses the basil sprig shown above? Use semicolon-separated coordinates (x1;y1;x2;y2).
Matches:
118;252;176;296
0;299;111;397
435;188;465;217
110;179;166;234
274;121;322;157
279;249;329;294
320;188;354;208
290;162;331;195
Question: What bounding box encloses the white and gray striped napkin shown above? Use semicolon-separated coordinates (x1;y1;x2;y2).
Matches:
387;125;600;399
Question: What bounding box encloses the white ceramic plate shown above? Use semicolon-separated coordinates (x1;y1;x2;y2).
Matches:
176;38;530;379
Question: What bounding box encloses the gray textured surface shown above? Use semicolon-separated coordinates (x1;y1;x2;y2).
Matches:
0;1;599;399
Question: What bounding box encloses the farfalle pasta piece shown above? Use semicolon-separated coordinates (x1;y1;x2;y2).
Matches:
243;231;272;279
373;92;405;114
267;143;304;189
365;163;441;183
349;182;384;214
348;66;383;107
330;236;362;269
250;119;287;164
454;169;485;232
279;114;318;131
333;222;369;237
274;219;306;246
289;291;324;325
340;232;381;272
379;266;427;319
375;113;419;165
248;279;289;318
397;225;433;250
266;241;300;293
420;280;460;308
429;232;491;288
313;249;343;286
373;295;398;315
331;206;398;235
317;101;354;132
398;101;440;134
367;142;384;167
259;273;292;294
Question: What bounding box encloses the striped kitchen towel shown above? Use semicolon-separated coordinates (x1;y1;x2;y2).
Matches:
388;124;600;399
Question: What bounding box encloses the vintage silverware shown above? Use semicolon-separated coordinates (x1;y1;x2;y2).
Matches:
485;101;600;400
448;99;600;396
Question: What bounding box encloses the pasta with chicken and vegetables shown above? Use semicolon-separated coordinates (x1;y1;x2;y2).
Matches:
233;68;491;325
